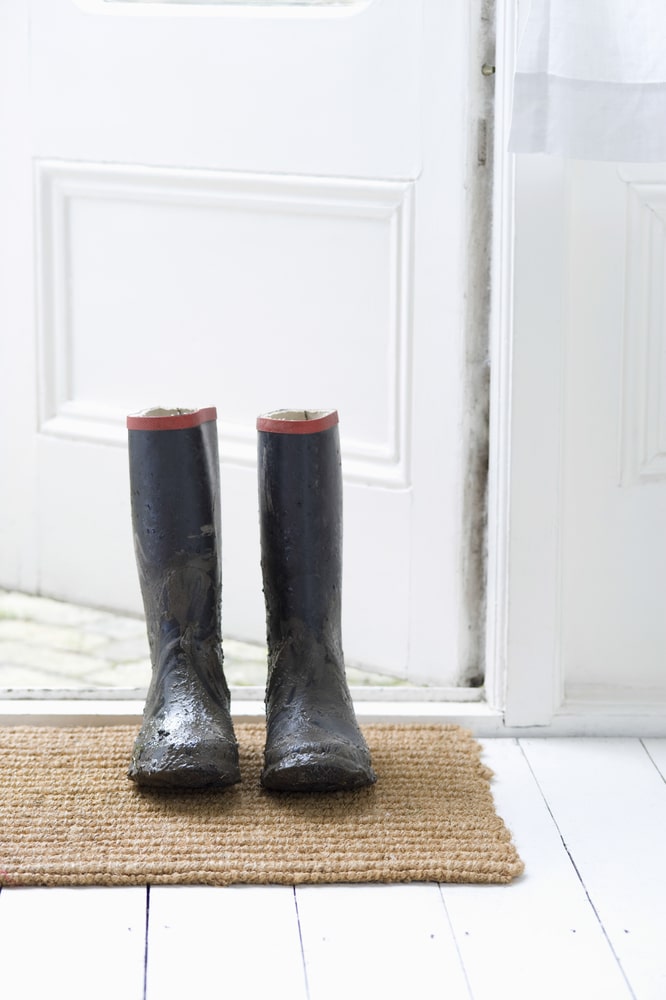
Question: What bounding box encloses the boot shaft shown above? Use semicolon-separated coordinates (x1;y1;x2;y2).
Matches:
257;410;342;643
127;407;221;638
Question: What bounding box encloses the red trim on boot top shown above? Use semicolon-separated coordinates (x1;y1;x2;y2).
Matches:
256;409;339;435
127;407;217;431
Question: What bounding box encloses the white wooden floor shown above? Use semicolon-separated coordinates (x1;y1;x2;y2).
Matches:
1;738;664;1000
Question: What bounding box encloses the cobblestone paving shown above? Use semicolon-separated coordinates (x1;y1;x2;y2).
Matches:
0;590;403;694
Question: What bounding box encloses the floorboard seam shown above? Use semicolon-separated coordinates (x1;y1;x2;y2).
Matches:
437;884;474;999
142;885;150;1000
292;887;311;1000
639;739;666;785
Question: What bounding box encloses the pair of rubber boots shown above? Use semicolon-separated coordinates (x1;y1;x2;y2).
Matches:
126;406;375;793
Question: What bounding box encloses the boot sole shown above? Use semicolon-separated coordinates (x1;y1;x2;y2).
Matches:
128;766;241;790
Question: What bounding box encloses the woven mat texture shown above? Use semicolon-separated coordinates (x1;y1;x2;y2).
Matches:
0;723;524;887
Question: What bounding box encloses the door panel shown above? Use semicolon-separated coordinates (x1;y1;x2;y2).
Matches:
33;0;421;178
1;0;474;684
508;154;666;719
562;161;666;695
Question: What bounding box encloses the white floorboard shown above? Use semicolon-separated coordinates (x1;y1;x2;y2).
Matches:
0;887;146;999
522;738;666;1000
296;882;471;1000
145;885;307;1000
1;738;664;1000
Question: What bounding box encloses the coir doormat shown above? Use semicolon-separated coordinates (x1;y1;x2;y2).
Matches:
0;723;523;887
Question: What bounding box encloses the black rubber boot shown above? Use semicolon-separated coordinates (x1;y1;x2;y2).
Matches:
257;409;376;792
126;406;240;789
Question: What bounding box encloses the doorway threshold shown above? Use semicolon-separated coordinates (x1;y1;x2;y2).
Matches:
0;695;501;730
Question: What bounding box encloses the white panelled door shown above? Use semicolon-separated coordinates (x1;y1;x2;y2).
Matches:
505;153;666;723
0;0;475;683
562;161;666;700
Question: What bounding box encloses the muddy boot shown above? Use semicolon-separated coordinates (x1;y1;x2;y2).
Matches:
126;406;240;789
257;409;376;792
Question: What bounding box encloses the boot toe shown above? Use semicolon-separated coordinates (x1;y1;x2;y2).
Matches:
128;724;240;789
262;739;376;792
129;748;240;789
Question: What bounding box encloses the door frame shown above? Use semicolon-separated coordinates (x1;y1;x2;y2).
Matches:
485;0;567;729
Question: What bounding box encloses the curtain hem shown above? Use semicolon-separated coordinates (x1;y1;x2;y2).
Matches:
509;72;666;162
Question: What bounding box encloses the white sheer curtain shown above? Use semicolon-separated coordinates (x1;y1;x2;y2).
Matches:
509;0;666;161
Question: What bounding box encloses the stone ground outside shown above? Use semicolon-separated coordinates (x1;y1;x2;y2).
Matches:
0;589;405;696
